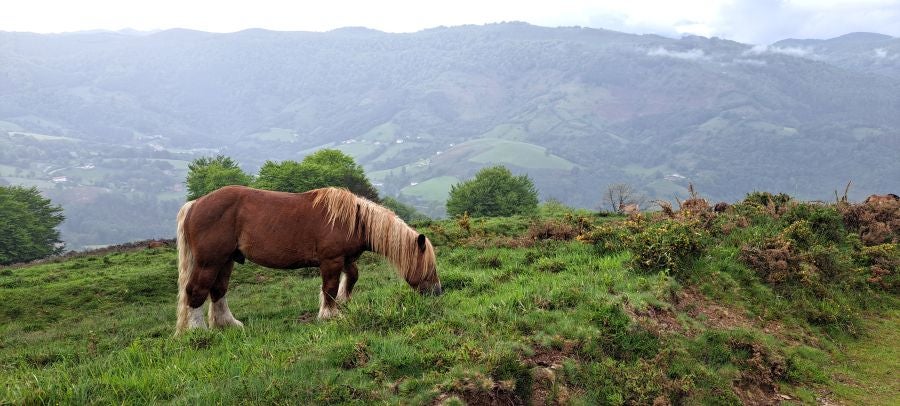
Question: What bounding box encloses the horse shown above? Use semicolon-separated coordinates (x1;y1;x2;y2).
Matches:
174;185;441;334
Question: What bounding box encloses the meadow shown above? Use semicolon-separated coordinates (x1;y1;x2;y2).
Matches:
1;196;898;404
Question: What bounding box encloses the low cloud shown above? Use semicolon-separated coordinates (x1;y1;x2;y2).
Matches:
646;47;708;60
874;48;888;58
742;44;820;59
733;58;768;66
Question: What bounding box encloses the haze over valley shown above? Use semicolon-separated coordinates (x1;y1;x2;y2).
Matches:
2;23;899;249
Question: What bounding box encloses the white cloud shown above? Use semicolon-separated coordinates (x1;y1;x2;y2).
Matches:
874;48;889;58
647;47;708;60
742;44;821;59
733;58;768;66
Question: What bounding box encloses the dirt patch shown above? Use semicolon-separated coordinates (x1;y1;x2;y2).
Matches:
626;304;686;336
524;341;578;406
432;376;522;406
732;343;787;406
676;288;753;331
296;311;317;324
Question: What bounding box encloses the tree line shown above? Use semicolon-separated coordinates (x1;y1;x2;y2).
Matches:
187;149;541;221
0;149;543;264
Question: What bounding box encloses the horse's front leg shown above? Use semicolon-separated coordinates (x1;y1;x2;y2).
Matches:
318;258;343;319
208;261;243;328
337;262;359;304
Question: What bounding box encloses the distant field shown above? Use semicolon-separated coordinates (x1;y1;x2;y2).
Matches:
400;175;459;202
248;128;298;142
359;122;400;143
8;132;80;142
463;138;576;170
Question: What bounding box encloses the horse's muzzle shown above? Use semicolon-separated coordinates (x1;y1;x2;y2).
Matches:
422;284;443;296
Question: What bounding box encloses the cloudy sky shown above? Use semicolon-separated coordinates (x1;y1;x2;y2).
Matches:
3;0;899;44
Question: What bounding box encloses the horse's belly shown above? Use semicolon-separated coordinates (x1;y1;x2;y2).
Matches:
247;254;319;270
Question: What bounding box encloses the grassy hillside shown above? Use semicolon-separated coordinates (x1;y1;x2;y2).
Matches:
2;196;898;404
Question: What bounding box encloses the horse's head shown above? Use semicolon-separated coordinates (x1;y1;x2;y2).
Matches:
407;233;442;296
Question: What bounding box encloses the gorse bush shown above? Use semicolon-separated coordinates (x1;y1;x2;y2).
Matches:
629;219;706;279
743;191;793;211
781;203;846;245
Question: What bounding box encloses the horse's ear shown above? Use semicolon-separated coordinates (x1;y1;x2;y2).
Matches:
417;234;427;251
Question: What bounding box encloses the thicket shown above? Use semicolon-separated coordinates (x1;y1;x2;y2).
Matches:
0;186;65;264
446;166;538;217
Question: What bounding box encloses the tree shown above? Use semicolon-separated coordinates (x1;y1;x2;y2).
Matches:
446;166;538;217
253;149;380;201
0;186;65;265
185;155;252;200
603;183;644;214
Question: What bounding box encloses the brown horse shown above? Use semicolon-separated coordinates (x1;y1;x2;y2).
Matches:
174;186;441;334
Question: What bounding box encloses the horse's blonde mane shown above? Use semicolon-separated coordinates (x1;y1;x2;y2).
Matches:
312;187;435;283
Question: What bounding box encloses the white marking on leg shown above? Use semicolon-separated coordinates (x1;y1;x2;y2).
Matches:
336;273;350;304
209;297;244;328
188;306;208;329
318;289;340;319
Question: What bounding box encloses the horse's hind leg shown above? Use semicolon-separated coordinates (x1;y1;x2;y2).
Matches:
208;262;243;328
318;258;343;319
337;262;359;304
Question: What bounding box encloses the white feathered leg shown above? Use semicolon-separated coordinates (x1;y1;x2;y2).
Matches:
188;306;208;329
208;297;244;328
336;273;350;304
318;289;340;319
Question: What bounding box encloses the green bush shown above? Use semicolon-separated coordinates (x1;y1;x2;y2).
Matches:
743;191;792;209
446;166;538;217
0;186;65;264
185;155;252;200
782;203;846;244
629;219;706;279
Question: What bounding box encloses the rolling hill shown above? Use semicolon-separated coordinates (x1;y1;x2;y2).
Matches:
2;23;899;244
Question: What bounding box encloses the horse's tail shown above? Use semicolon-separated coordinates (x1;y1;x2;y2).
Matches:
175;200;196;335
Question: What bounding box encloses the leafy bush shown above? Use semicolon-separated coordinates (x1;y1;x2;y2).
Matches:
0;186;65;264
253;149;379;201
782;203;846;244
743;192;792;210
580;223;630;254
446;166;538;217
185;155;252;200
629;219;706;279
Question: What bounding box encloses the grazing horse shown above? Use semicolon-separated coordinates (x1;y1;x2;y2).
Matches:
174;186;441;334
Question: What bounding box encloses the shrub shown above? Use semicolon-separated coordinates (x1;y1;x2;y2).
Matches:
185;155;252;200
526;219;577;241
743;192;792;210
446;166;539;217
782;203;846;244
629;219;706;279
580;223;630;254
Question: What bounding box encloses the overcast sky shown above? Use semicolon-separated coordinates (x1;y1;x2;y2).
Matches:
2;0;899;44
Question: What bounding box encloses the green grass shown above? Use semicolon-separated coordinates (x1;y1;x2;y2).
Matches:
826;309;900;405
1;207;897;404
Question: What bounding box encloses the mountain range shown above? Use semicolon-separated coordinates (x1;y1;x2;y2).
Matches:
1;23;899;247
